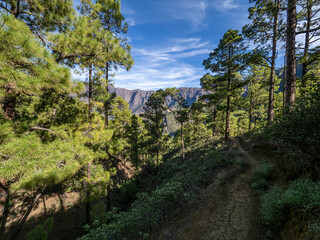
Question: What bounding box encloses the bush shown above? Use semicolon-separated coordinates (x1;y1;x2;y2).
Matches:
80;142;232;240
261;179;320;234
250;163;274;195
25;217;54;240
263;99;320;177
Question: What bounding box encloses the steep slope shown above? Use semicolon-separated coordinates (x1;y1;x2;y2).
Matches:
151;140;265;240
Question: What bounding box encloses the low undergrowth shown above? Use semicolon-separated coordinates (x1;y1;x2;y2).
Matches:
261;179;320;239
80;139;235;240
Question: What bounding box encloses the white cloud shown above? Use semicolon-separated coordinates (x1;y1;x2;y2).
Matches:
110;38;212;90
164;0;240;29
214;0;239;11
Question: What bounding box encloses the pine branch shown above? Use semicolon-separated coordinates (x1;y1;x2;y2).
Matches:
0;4;14;15
296;25;320;35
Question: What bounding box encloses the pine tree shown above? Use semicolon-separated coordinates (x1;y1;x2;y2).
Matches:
190;101;207;139
141;90;167;171
127;115;145;170
0;14;71;120
203;29;249;141
243;0;284;122
296;0;320;89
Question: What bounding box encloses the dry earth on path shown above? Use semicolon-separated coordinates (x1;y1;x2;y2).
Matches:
151;140;266;240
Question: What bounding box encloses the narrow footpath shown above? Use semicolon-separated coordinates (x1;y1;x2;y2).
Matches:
151;139;266;240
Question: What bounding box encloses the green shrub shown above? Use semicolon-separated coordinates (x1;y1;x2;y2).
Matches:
250;163;274;195
261;179;320;234
25;217;54;240
80;142;232;240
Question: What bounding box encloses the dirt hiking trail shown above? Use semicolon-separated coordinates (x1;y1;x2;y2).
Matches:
151;139;266;240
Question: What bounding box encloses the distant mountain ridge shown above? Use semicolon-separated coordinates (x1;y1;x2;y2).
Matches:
108;85;208;114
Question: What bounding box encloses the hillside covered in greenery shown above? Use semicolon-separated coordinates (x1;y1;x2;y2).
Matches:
0;0;320;240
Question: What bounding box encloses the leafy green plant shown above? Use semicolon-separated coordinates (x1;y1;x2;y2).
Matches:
80;141;233;240
261;179;320;235
25;217;54;240
250;163;274;195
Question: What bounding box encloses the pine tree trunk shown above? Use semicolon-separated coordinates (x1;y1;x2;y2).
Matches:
181;122;185;162
106;156;111;212
3;83;16;120
10;193;42;240
42;195;47;215
301;1;311;88
249;87;253;130
225;46;232;142
212;107;217;137
283;55;286;107
268;0;280;123
225;89;231;142
85;64;93;226
0;191;10;235
156;141;159;173
285;0;297;110
105;61;109;126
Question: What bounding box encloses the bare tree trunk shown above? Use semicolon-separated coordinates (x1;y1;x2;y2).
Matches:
156;141;159;173
3;83;16;120
268;0;280;123
85;64;93;226
285;0;297;110
106;156;111;212
225;90;231;142
249;87;253;130
301;1;311;88
42;195;47;215
0;191;10;235
283;55;286;107
105;61;110;126
57;193;65;212
181;122;185;162
225;46;231;142
10;193;42;240
212;107;217;137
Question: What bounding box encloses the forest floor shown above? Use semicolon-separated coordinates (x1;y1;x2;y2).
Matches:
150;139;267;240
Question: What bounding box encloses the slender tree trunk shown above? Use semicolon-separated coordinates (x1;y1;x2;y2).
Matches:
105;61;109;126
42;195;47;215
301;1;311;88
57;193;65;212
3;83;16;120
254;116;257;128
283;55;286;107
181;122;185;162
225;46;232;142
268;0;280;123
106;156;111;212
85;64;93;226
285;0;297;110
0;191;10;234
10;193;42;240
225;88;231;142
156;141;159;173
249;86;253;130
212;107;217;137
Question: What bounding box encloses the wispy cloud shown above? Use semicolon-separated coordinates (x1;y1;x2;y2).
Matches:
163;0;240;29
213;0;239;11
111;38;212;90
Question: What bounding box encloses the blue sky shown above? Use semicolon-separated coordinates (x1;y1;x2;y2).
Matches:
73;0;290;90
114;0;253;90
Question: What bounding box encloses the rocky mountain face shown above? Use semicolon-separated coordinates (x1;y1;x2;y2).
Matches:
108;85;207;114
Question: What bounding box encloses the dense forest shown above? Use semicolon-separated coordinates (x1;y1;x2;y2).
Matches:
0;0;319;239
